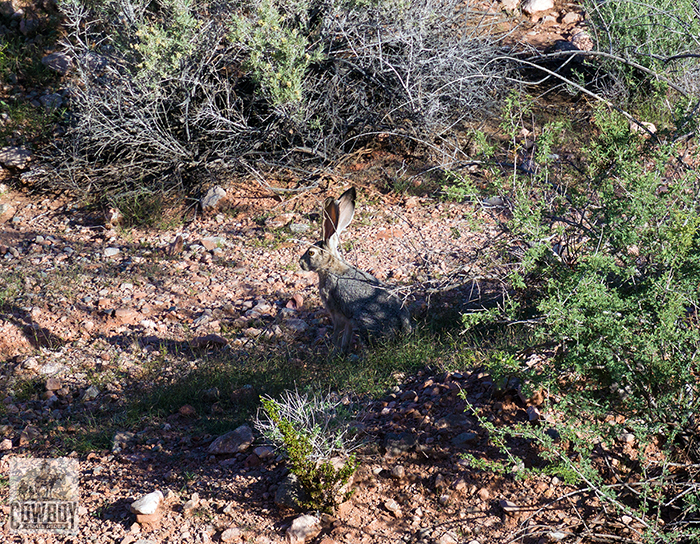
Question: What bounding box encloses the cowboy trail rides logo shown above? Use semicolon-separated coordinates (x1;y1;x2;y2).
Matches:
9;458;79;534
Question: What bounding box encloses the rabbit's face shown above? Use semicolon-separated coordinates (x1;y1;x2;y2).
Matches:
300;241;335;271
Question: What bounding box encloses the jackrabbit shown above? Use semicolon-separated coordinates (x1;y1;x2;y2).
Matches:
299;188;411;351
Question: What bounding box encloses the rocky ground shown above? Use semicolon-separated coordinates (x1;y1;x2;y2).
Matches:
0;165;648;544
0;0;634;543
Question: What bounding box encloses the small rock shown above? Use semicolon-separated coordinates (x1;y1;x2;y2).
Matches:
178;404;197;417
482;196;505;208
130;491;163;515
244;453;261;467
83;52;109;73
527;405;541;421
38;361;67;376
477;487;490;501
274;473;309;511
384;432;416;456
254;446;274;459
0;438;13;451
113;430;135;453
383;498;402;517
82;385;99;401
571;30;594;51
0;147;32;170
265;213;294;229
39;93;63;110
202;387;220;401
562;11;583;25
45;377;62;391
135;511;161;527
500;499;520;513
286;514;322;544
500;0;519;11
546;427;561;441
104;247;120;257
0;1;15;17
114;308;139;325
182;496;199;517
390;465;405;480
244;327;263;338
190;334;228;350
286;294;304;310
201;186;227;213
201;236;224;251
289;223;310;234
284;319;309;333
436;531;459;544
540;14;557;26
42;52;71;75
619;433;635;446
629;121;657;136
451;432;479;448
220;527;243;543
0;203;16;222
208;425;253;454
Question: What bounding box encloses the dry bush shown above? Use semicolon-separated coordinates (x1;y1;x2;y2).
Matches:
39;0;513;200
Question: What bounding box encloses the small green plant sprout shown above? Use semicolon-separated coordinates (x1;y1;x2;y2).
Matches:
255;390;359;513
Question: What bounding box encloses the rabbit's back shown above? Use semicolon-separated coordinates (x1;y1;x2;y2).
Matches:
321;267;411;338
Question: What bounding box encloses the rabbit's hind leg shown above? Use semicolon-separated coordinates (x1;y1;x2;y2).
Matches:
339;321;354;353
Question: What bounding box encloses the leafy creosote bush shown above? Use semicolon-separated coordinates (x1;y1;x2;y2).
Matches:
229;0;322;107
461;93;700;540
256;391;358;513
464;94;700;424
133;0;201;85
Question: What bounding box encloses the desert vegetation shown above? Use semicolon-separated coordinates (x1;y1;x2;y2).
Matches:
2;0;700;541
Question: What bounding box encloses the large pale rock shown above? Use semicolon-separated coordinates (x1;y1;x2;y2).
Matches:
0;147;32;170
286;515;321;544
221;527;243;543
522;0;553;14
130;490;163;515
207;425;253;454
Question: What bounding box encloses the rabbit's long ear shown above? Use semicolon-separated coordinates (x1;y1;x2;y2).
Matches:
325;188;355;254
335;187;356;236
322;196;339;242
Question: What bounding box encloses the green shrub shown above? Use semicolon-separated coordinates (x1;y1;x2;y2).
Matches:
462;92;700;540
583;0;700;91
132;0;201;87
229;0;322;108
256;391;358;512
477;99;700;422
